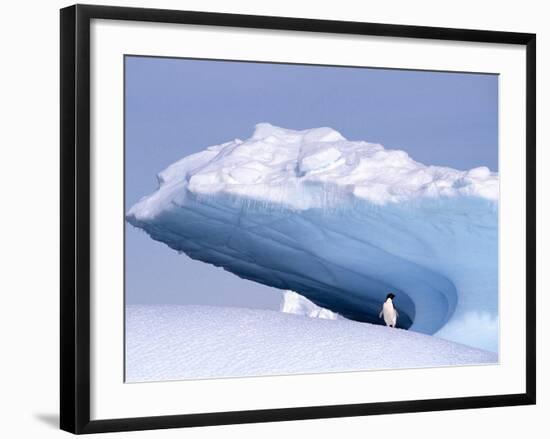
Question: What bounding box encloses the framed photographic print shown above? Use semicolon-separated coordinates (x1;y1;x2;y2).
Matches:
60;4;536;434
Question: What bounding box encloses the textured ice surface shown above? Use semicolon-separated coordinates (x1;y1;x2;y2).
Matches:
127;124;499;352
280;290;340;320
125;305;497;382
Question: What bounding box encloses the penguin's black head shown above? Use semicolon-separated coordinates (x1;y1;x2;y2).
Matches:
386;293;395;300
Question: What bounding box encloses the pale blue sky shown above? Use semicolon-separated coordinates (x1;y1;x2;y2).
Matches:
125;56;498;307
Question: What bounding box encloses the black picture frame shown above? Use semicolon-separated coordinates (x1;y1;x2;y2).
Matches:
60;4;536;434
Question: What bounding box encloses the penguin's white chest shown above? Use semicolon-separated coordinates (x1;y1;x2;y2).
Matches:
382;301;397;327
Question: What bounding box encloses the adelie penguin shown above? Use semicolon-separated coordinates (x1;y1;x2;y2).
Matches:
379;293;399;328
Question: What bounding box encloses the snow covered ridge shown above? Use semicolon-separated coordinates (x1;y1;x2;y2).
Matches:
126;305;497;382
127;124;499;352
153;123;498;209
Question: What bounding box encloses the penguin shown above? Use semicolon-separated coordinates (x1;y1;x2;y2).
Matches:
379;293;399;328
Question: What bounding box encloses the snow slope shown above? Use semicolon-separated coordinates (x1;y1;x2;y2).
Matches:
125;305;497;382
127;124;499;352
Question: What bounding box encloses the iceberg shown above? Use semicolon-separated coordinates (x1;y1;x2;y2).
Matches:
281;290;341;320
127;124;499;352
